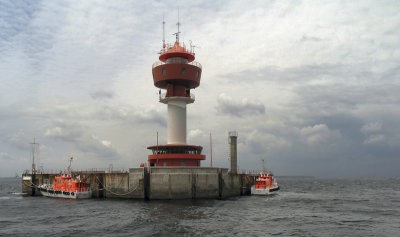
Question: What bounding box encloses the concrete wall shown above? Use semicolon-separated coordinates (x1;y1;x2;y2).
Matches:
22;173;52;196
128;168;146;199
221;172;241;198
149;167;241;200
22;167;253;200
149;167;194;199
104;173;130;198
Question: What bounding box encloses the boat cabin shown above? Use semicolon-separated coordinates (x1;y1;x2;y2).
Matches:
53;175;88;193
255;174;274;189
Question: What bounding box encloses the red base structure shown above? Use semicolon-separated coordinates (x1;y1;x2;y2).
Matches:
147;144;205;167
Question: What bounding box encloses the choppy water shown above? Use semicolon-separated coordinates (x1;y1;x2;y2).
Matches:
1;177;399;236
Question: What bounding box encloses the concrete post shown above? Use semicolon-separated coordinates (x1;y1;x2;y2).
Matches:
229;131;238;174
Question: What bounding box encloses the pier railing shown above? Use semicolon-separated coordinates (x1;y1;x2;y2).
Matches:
23;168;129;175
237;169;274;176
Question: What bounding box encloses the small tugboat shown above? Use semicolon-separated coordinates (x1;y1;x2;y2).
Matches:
251;172;279;195
39;157;92;199
251;158;279;195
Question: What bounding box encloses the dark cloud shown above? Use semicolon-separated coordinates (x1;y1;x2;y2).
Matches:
215;93;265;117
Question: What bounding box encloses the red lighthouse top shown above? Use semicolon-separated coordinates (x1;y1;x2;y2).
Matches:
159;42;195;62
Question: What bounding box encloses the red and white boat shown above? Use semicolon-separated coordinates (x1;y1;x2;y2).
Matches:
251;173;279;195
39;174;92;199
39;157;92;199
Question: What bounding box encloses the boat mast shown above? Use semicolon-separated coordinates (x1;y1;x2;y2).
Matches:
261;158;266;174
68;156;73;174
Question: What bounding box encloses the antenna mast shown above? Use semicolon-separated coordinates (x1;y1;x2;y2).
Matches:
68;156;73;174
261;158;266;173
173;8;181;43
162;15;166;51
30;138;39;174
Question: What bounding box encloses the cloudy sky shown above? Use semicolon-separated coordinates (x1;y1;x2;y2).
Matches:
1;0;399;178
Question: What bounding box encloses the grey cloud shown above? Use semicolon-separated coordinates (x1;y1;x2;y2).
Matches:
361;122;382;134
90;90;114;100
0;152;12;160
215;93;265;117
44;121;84;142
92;104;167;127
3;131;31;150
0;1;41;42
300;35;323;42
75;137;120;160
1;0;400;178
134;109;167;127
223;63;384;85
44;120;120;160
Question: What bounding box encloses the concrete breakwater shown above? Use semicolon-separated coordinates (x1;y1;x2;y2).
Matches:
22;167;254;199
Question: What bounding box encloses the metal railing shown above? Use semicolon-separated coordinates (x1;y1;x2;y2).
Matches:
152;60;202;69
159;92;195;101
237;169;273;176
23;168;129;175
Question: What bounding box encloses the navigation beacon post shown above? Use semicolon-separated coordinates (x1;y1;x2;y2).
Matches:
147;19;205;167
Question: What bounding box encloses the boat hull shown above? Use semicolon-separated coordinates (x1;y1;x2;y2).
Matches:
40;187;92;199
251;185;279;195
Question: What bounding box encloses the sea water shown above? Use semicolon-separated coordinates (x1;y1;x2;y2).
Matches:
0;177;399;236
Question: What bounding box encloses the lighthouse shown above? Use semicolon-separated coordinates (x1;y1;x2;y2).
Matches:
147;19;205;167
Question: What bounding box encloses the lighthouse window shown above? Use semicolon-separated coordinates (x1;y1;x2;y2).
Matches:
181;162;185;166
181;67;186;74
196;71;199;77
162;68;166;75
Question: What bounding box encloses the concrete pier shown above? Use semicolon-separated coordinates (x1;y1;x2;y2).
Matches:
22;167;254;199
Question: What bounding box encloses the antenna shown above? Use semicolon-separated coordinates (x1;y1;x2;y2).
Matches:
68;156;73;174
162;15;166;51
30;138;39;174
173;8;181;43
210;133;213;168
261;158;266;174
